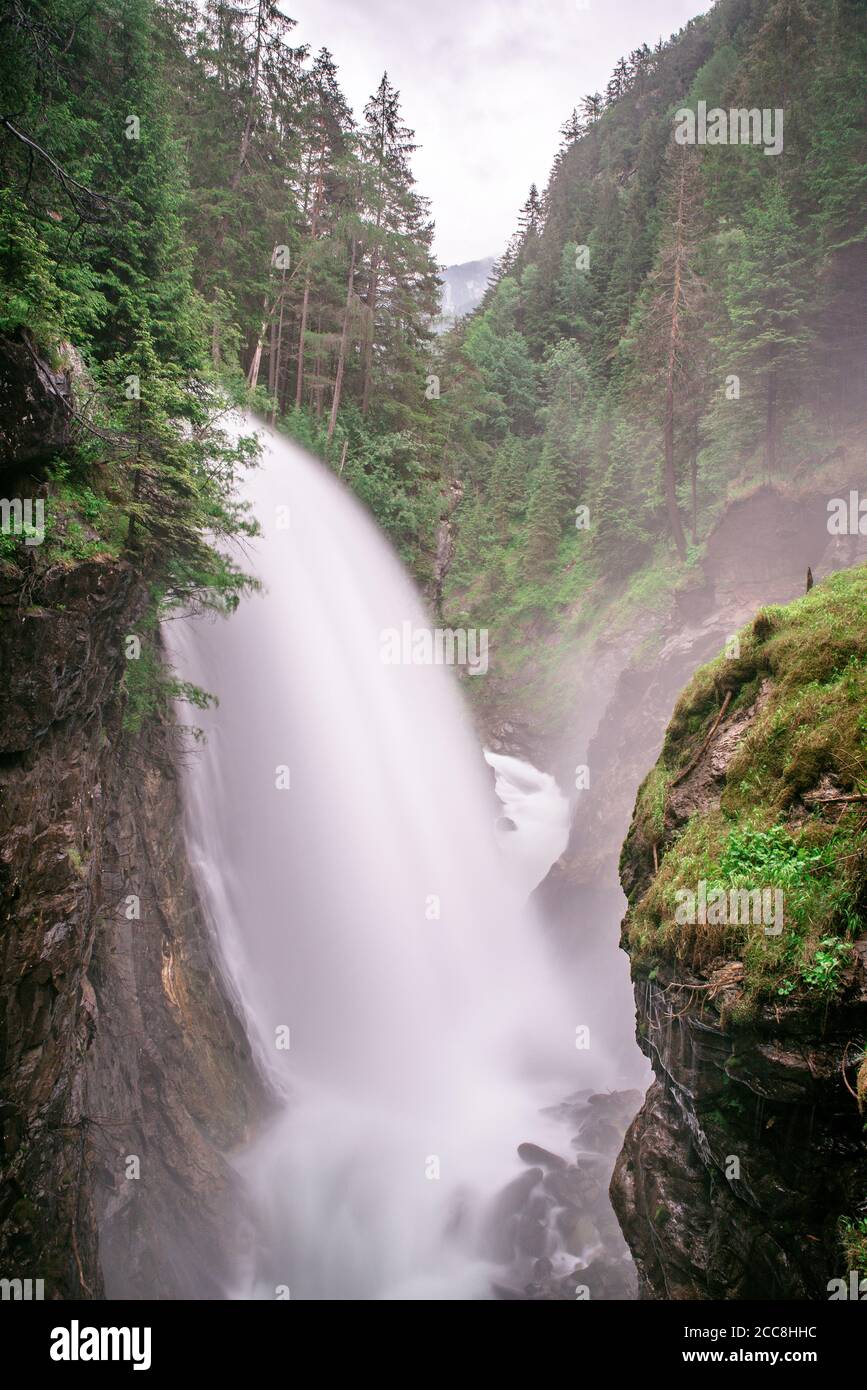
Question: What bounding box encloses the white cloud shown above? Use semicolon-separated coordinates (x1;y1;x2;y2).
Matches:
283;0;707;264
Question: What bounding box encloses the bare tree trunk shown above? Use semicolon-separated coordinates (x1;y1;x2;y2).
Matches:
360;261;379;416
294;276;311;409
246;293;270;389
314;309;323;419
663;153;688;561
269;269;287;424
295;162;325;409
663;376;686;560
268;313;278;394
327;237;358;444
765;369;777;479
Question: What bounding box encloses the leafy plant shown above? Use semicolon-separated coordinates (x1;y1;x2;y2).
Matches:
801;937;851;993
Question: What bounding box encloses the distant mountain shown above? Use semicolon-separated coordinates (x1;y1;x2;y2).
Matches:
434;256;496;333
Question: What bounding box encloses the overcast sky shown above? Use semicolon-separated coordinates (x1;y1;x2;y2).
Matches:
284;0;708;266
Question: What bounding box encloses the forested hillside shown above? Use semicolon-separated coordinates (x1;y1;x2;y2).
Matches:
2;0;865;707
435;0;866;730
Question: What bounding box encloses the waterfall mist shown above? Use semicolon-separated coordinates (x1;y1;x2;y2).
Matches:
167;420;616;1300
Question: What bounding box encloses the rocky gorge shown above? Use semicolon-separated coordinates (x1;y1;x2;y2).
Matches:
1;336;865;1304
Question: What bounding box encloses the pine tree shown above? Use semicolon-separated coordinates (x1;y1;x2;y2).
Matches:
524;450;567;577
635;142;707;558
293;49;354;410
559;109;584;148
0;0;257;608
722;182;811;478
518;184;544;243
581;93;603;125
490;436;528;535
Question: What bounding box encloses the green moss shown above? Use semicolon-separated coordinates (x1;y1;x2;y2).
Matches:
9;1197;39;1230
624;569;867;1003
66;847;86;878
634;764;671;844
839;1212;867;1276
720;995;759;1029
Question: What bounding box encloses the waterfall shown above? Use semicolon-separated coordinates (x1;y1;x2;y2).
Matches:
166;418;612;1300
484;751;571;899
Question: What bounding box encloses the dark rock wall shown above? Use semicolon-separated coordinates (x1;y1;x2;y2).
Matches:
610;968;867;1300
0;556;264;1298
0;331;75;482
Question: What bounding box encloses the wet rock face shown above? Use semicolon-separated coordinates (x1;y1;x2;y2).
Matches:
0;332;75;483
610;964;867;1300
86;716;267;1299
486;1090;642;1301
526;486;867;1305
0;558;264;1298
0;560;142;754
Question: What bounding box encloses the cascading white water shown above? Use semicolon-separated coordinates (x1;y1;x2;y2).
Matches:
166;418;614;1300
484;751;571;899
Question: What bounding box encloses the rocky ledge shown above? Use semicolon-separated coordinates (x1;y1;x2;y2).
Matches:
610;569;867;1299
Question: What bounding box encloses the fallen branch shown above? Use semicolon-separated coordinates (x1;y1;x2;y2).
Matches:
670;689;732;787
841;1040;863;1105
1;117;125;221
803;791;867;805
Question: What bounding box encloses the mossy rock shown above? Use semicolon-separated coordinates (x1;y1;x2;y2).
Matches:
621;568;867;1002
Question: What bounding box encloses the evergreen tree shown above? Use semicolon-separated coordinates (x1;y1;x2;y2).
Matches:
0;0;257;608
635;141;707;558
490;436;528;536
524;449;567;577
721;182;811;477
517;185;544;244
559;109;584;148
581;93;604;125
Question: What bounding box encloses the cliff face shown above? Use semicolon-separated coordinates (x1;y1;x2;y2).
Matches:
85;704;265;1298
609;569;867;1299
0;331;76;477
0;554;264;1299
0;345;263;1299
